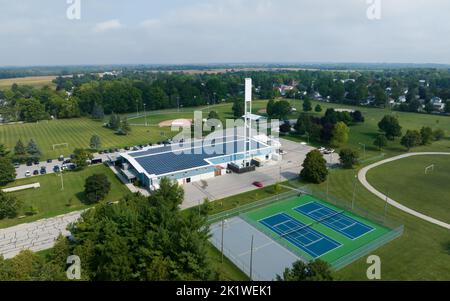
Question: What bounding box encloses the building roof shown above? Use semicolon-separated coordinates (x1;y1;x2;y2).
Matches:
121;136;272;177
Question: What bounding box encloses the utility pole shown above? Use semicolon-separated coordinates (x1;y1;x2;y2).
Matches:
249;235;254;281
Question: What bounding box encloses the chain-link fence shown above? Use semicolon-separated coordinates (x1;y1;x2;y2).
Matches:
208;186;404;271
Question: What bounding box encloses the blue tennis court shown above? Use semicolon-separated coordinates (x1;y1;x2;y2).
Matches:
294;202;374;239
259;213;341;258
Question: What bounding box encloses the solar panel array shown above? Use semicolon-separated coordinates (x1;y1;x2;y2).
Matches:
131;138;268;176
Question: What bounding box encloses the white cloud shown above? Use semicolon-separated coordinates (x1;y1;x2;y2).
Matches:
93;19;122;33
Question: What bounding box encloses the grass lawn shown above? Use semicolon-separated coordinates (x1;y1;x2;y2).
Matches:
367;155;450;224
305;167;450;280
0;118;174;159
206;243;249;281
0;164;130;229
0;76;56;90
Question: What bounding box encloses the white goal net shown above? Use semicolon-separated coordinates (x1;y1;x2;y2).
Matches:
52;143;69;150
425;164;435;175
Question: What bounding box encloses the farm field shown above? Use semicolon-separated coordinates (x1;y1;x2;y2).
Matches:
0;76;56;90
0;164;130;229
367;155;450;223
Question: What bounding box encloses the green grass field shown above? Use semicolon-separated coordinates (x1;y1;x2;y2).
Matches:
0;118;174;159
242;195;392;268
0;165;130;228
367;155;450;224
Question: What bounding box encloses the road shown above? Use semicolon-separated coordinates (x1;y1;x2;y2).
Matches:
358;152;450;230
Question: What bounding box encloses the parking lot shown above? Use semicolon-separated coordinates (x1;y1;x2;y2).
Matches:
182;138;339;209
14;151;122;180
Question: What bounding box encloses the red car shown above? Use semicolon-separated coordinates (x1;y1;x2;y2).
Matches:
252;181;264;188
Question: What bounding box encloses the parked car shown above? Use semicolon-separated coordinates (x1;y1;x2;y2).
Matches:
318;147;326;153
53;165;60;173
25;171;31;177
26;161;33;167
252;181;264;188
58;155;64;162
47;159;52;163
14;163;20;169
40;166;47;175
33;160;40;165
324;148;335;155
33;170;39;176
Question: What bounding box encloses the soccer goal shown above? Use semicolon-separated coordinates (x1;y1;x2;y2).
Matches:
52;143;69;150
425;164;435;175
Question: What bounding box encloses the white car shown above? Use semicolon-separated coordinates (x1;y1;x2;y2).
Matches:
318;147;326;153
25;171;32;177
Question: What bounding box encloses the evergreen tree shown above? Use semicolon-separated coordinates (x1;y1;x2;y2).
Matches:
26;139;41;159
89;135;102;150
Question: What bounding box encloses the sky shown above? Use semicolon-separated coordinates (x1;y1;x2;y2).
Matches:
0;0;450;66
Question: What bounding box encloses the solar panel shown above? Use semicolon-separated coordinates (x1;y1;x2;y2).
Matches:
129;137;269;176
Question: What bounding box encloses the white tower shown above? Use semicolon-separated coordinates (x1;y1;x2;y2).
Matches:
243;78;252;167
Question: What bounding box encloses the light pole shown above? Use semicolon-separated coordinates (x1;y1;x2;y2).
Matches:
249;235;254;281
351;174;357;210
59;172;64;191
359;143;366;160
326;167;330;201
221;219;225;264
143;103;147;127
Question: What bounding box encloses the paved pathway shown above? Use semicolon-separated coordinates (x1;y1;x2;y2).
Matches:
358;152;450;230
0;211;82;259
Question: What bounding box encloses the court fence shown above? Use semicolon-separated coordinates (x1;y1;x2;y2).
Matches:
209;235;266;281
208;189;305;225
207;185;404;271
